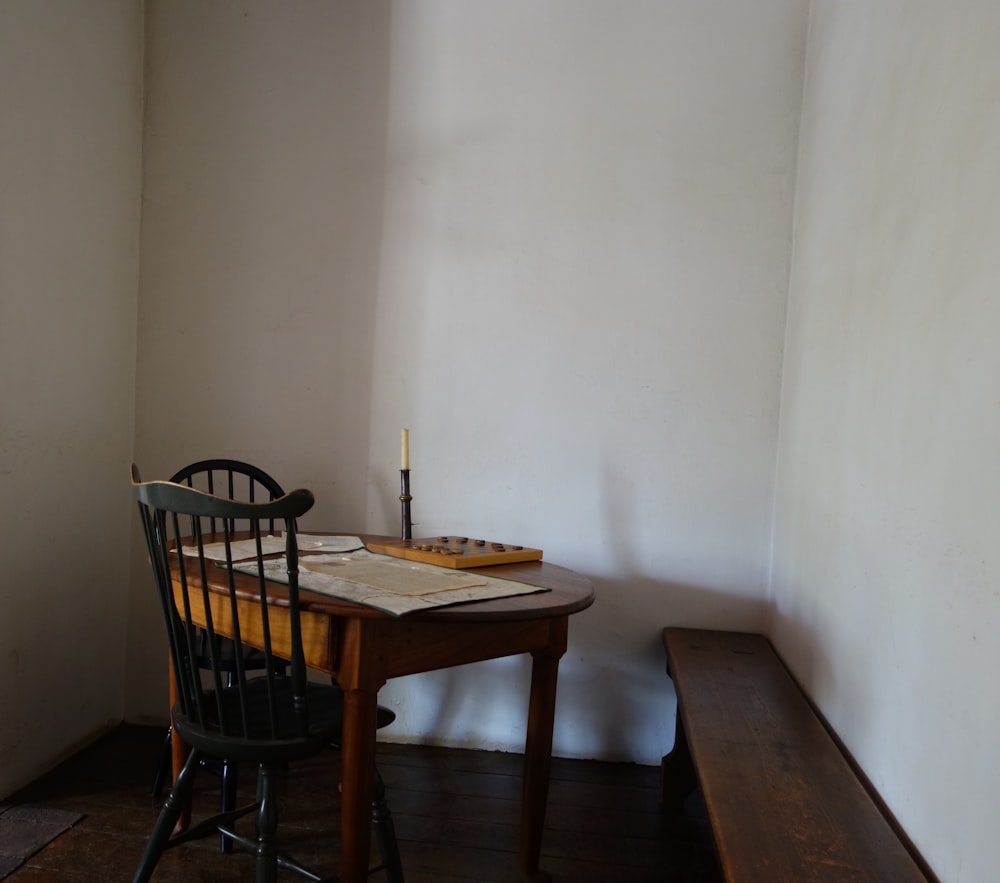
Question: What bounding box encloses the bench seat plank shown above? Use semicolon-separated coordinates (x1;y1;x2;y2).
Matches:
663;627;928;882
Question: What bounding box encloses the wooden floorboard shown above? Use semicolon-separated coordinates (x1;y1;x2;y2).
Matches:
2;724;721;882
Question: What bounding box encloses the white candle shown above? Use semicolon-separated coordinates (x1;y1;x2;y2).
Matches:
401;428;410;470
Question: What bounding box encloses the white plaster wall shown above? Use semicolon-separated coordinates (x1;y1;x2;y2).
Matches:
0;1;142;797
771;3;1000;880
130;0;807;763
367;0;807;762
128;0;391;719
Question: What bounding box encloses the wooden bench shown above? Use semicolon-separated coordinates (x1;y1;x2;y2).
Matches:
660;628;935;882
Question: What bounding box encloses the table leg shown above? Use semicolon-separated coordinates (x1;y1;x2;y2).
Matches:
519;617;568;883
337;620;382;883
659;705;697;810
167;660;191;833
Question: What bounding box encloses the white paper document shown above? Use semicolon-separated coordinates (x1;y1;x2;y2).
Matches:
182;535;364;562
237;548;548;616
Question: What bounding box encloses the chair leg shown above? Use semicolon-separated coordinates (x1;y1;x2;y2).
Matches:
133;748;202;883
255;764;280;883
372;768;404;883
150;725;172;798
220;758;239;853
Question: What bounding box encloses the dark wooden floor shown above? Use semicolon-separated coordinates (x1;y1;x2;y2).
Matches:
3;723;720;882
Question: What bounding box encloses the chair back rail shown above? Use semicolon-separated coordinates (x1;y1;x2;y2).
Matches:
170;458;286;536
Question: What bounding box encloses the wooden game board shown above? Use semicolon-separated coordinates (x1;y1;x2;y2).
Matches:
366;536;543;569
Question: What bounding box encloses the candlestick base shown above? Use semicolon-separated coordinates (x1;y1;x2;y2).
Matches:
399;469;412;540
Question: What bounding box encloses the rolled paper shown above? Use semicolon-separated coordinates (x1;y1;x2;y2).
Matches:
401;428;410;470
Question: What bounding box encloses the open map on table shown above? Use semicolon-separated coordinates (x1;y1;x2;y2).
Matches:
235;547;548;617
182;534;365;561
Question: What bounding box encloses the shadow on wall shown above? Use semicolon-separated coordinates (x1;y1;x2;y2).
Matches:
372;455;775;760
387;654;535;752
566;574;770;761
767;606;842;725
377;574;771;764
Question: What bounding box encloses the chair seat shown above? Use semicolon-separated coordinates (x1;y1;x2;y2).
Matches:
174;679;343;765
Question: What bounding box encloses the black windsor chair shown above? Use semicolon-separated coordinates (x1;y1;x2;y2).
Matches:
150;460;399;856
132;466;403;883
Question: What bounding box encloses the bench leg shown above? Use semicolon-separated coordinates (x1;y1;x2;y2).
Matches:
660;705;698;810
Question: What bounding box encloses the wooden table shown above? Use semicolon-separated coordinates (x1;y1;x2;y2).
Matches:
170;533;595;883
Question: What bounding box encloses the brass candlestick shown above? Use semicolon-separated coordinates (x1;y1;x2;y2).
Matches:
399;469;412;540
